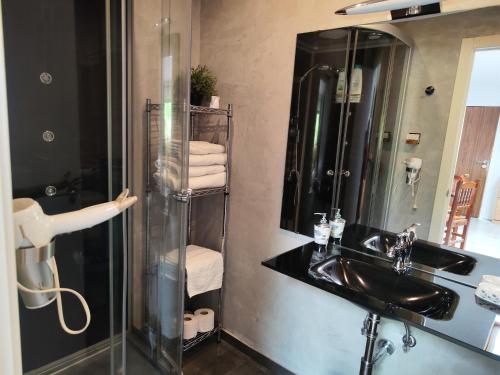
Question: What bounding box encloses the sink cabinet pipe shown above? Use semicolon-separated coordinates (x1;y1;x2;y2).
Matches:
360;312;381;375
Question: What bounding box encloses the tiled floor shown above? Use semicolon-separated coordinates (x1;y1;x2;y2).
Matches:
183;338;273;375
464;218;500;258
56;344;160;375
54;337;273;375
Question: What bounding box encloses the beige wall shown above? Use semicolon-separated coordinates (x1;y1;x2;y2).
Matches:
191;0;201;67
198;1;500;374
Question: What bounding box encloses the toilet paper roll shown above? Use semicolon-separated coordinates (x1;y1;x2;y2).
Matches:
194;308;215;333
183;314;198;340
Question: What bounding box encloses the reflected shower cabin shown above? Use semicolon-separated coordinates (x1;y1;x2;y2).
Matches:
281;27;410;237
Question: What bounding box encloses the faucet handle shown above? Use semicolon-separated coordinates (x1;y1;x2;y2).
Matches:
405;223;420;243
396;232;408;243
404;223;420;232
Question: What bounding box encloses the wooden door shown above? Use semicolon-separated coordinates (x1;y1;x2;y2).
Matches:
455;106;500;217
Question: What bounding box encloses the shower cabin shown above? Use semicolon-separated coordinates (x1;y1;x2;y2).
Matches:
280;27;411;237
2;0;191;374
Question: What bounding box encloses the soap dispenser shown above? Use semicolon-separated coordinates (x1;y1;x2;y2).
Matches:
329;208;346;244
314;213;331;247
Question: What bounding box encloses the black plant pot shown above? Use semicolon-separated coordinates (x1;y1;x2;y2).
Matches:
190;92;204;106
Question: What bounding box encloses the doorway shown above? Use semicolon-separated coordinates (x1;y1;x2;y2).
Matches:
441;49;500;257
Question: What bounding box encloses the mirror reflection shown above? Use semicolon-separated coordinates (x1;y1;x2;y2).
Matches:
281;7;500;259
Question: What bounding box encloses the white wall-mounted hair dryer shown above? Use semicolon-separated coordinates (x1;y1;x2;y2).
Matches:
13;189;137;334
404;157;422;209
404;157;422;186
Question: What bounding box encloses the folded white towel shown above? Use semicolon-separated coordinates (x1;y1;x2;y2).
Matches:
189;165;226;177
190;153;227;166
154;171;226;191
156;159;226;177
475;275;500;307
186;245;223;298
190;141;225;155
189;172;226;190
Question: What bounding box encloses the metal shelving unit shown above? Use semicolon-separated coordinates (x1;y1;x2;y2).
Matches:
184;104;232;351
144;101;233;353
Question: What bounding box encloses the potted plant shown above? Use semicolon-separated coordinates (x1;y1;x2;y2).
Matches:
191;65;217;106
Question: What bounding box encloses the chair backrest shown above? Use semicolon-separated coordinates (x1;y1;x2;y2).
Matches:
450;179;478;219
451;174;469;196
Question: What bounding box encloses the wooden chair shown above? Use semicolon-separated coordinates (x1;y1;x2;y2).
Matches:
443;178;478;249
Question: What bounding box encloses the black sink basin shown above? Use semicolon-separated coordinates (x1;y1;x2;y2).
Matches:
310;255;457;320
361;233;476;275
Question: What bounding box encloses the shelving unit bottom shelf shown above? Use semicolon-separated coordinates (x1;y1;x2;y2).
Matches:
183;325;220;351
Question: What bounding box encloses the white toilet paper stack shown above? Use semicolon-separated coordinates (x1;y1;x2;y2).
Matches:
195;308;215;333
183;313;198;340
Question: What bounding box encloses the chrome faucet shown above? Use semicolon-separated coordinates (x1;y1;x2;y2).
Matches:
387;223;420;274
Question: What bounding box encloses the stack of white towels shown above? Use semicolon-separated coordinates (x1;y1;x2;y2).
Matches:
153;140;227;191
189;141;227;190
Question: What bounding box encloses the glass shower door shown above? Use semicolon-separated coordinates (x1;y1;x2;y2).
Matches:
2;0;126;373
128;0;191;374
153;0;191;370
333;28;410;229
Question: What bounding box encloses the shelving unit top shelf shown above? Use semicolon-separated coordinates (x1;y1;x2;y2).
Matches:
190;104;232;116
190;186;227;198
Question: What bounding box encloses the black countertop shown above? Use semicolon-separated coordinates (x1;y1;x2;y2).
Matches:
262;225;500;360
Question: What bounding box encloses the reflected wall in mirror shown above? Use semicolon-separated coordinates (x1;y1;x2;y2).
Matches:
280;7;500;259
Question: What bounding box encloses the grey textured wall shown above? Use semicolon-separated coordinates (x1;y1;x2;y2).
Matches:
198;1;500;374
385;8;500;239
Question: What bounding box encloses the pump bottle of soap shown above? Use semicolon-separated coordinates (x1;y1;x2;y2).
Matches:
314;213;331;251
329;208;346;244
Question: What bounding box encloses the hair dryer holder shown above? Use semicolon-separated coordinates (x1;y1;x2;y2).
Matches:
13;189;137;334
16;239;56;309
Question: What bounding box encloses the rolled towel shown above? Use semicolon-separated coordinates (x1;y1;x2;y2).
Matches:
481;275;500;286
190;153;227;166
189;172;226;190
190;165;225;177
190;141;225;155
475;275;500;307
186;245;223;298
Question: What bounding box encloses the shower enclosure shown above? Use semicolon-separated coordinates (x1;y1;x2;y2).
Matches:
280;27;411;237
2;0;191;373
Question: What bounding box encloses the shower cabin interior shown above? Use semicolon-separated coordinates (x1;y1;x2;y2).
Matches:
3;0;126;372
281;27;410;237
3;0;191;374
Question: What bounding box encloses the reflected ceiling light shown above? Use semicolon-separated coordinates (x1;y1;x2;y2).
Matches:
335;0;438;15
367;31;384;39
336;0;500;20
318;29;349;39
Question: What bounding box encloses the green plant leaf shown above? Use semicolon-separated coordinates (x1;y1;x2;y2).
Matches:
191;65;217;98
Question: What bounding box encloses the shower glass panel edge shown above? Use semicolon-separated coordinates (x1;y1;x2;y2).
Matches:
156;0;191;371
127;0;191;373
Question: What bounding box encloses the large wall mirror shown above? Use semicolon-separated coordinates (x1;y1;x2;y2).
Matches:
280;6;500;259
